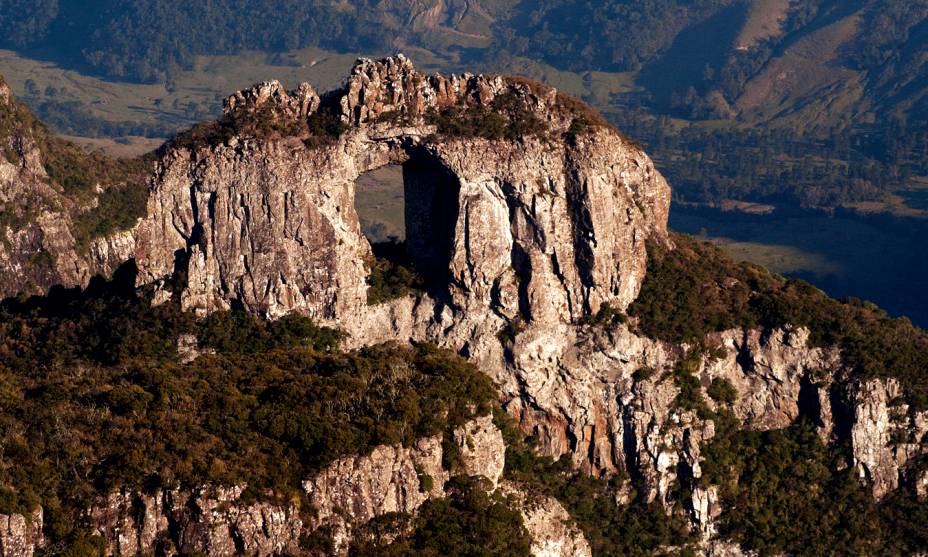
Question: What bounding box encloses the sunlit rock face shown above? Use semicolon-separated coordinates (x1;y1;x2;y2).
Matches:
129;55;670;325
3;57;926;557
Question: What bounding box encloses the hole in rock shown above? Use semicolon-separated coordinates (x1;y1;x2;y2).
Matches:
355;165;406;245
354;154;461;302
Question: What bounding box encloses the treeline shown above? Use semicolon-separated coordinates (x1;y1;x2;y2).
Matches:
0;265;497;550
612;108;911;207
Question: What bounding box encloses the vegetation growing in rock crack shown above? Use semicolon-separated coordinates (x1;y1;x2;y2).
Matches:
350;476;533;557
494;410;698;557
365;240;427;305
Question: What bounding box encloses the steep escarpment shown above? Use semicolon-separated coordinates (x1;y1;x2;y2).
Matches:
0;284;594;556
1;57;928;556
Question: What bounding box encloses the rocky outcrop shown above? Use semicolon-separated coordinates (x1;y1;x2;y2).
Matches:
127;55;668;324
705;327;839;432
304;435;447;552
0;416;502;557
305;414;505;551
849;378;928;498
88;487;302;557
2;56;670;326
500;482;592;557
0;510;42;557
3;57;928;555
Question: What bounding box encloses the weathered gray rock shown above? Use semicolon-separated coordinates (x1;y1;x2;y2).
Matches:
89;487;302;557
453;414;506;489
0;509;42;557
850;378;928;498
79;416;505;557
303;435;449;551
704;327;839;433
500;482;592;557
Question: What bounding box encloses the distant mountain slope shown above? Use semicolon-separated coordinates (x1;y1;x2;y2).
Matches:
5;0;928;210
4;0;927;130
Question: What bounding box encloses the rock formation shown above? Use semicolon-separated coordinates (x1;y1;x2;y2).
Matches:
500;482;592;557
1;57;927;556
0;417;511;557
0;510;42;557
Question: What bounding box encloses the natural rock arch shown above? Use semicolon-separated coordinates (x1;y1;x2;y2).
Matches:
116;56;671;331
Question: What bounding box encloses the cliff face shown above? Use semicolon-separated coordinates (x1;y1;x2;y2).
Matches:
0;417;558;557
0;79;80;295
127;56;668;326
2;58;927;555
0;78;143;297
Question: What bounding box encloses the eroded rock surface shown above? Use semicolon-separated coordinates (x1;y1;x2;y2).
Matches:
50;417;500;557
850;378;928;498
2;58;927;556
501;482;592;557
0;510;42;557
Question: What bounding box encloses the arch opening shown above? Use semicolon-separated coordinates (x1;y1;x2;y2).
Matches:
354;151;461;303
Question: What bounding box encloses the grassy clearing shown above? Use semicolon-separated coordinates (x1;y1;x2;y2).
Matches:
356;165;406;243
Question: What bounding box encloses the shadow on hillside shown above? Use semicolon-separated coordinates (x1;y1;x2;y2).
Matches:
669;204;928;327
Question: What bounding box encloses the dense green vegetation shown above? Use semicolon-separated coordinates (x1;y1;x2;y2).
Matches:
616;114;896;207
0;267;496;548
701;417;928;556
629;233;928;408
366;241;427;305
351;476;532;557
496;411;698;556
1;74;151;245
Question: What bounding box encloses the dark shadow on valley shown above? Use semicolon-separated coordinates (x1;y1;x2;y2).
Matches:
670;203;928;327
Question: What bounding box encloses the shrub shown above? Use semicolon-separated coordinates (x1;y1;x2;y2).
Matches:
632;366;655;382
365;241;426;305
700;416;928;556
707;378;738;404
351;476;532;557
581;302;627;328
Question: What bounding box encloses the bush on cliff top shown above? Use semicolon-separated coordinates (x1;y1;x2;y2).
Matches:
0;269;496;548
629;233;928;409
